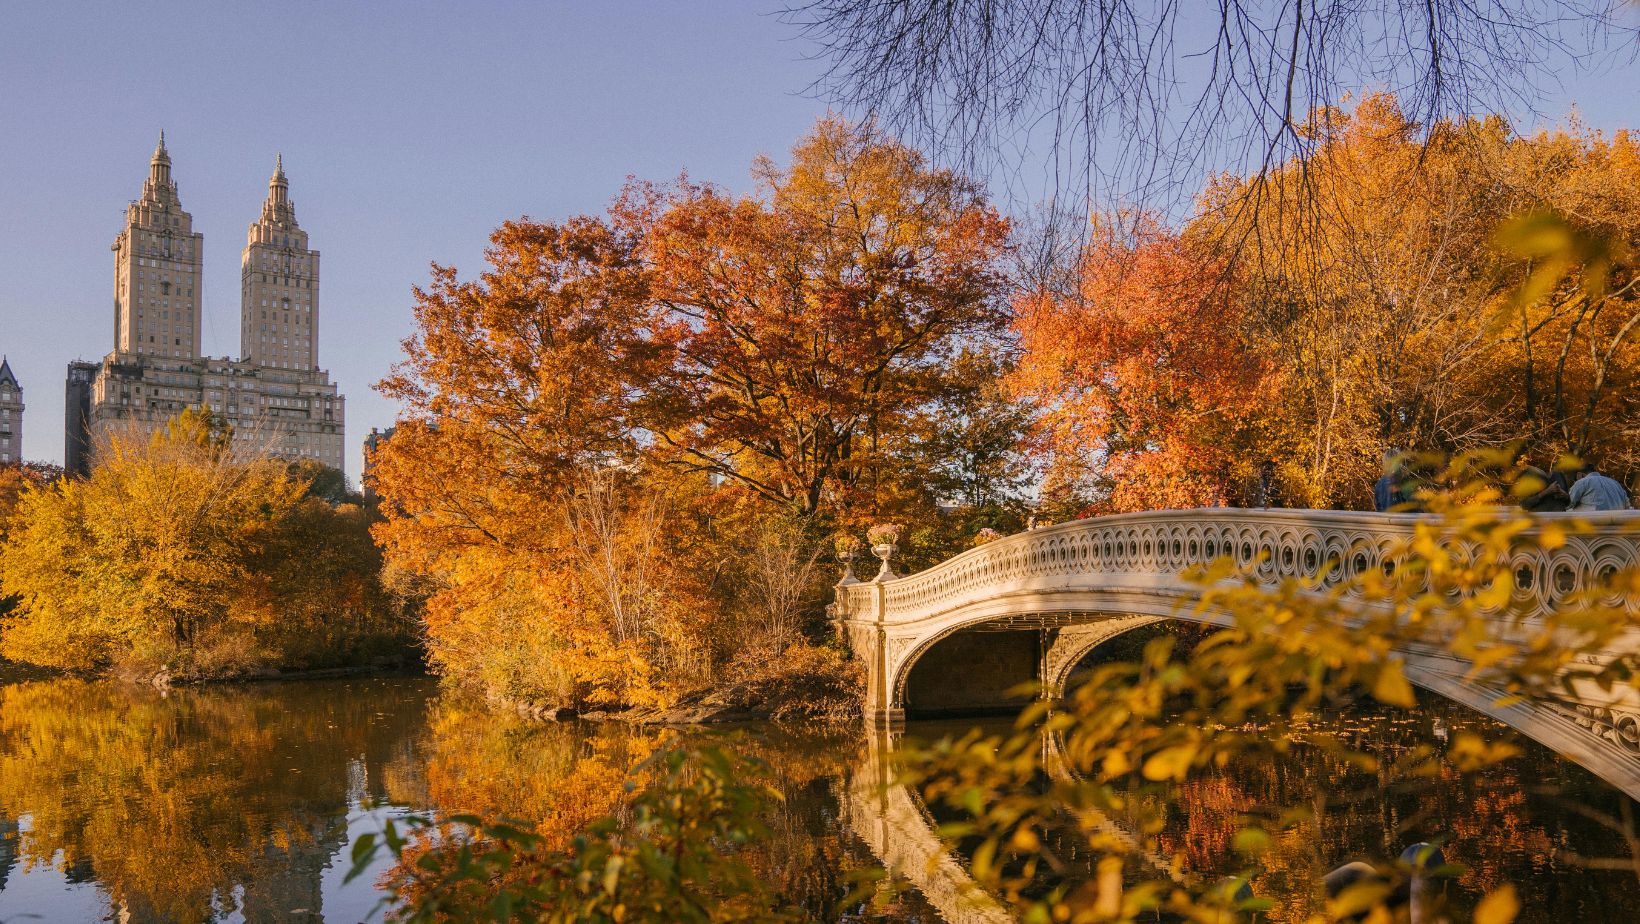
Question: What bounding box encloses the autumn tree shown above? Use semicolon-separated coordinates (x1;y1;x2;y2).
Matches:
629;117;1012;517
371;119;1015;712
0;461;62;620
371;216;692;709
1199;95;1640;504
1489;143;1640;474
1020;95;1640;511
0;461;61;528
0;410;405;674
1013;219;1273;514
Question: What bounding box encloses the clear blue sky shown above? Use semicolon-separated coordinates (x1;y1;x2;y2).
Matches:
0;2;830;478
1;2;1635;478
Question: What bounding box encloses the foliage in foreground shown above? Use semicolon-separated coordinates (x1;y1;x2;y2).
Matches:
350;749;798;924
0;410;411;676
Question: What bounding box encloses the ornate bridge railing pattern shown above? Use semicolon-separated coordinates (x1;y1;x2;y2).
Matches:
838;509;1640;629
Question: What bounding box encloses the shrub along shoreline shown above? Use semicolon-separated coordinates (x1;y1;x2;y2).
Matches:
0;411;419;683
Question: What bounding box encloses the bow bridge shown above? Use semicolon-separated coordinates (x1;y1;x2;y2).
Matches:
832;509;1640;799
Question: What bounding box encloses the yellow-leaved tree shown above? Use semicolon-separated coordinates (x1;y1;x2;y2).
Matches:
0;409;407;675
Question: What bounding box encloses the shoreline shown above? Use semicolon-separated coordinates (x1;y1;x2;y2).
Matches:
0;659;427;689
0;661;860;728
494;683;862;727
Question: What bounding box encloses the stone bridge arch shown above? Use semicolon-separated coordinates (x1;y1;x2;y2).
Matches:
835;508;1640;799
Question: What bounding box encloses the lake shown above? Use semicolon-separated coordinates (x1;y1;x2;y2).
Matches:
0;675;1634;921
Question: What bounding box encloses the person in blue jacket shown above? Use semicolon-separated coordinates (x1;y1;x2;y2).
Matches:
1568;463;1633;512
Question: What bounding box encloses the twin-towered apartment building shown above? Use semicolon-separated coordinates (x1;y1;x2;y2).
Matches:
60;134;346;474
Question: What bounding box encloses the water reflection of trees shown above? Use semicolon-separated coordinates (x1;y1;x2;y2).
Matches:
0;677;920;923
1134;702;1640;921
394;705;900;921
0;677;434;923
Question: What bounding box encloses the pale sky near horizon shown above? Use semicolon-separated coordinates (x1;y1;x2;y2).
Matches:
2;2;1637;479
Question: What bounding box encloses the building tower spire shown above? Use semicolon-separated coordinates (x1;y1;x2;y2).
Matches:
150;129;172;186
117;133;201;358
268;153;288;208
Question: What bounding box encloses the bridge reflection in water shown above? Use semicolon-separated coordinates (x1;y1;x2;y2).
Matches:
844;697;1640;922
841;723;1190;924
843;727;1013;924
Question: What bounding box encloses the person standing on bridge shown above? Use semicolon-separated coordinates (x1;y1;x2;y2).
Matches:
1568;463;1633;512
1254;459;1277;508
1374;452;1408;512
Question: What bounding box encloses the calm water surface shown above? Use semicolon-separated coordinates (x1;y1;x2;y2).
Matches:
0;675;1633;922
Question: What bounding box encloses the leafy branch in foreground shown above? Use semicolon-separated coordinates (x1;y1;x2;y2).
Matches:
348;748;796;924
900;454;1640;922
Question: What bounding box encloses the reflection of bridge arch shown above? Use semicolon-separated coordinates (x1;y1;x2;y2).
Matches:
841;730;1013;924
835;509;1640;799
841;725;1183;924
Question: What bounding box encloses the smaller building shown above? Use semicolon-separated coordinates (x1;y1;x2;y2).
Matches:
65;360;97;476
84;354;344;468
361;425;396;502
0;357;24;464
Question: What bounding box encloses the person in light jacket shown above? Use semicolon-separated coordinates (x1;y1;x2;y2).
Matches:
1568;464;1633;512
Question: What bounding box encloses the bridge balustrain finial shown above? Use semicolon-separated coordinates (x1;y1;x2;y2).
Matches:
834;535;863;586
867;523;902;582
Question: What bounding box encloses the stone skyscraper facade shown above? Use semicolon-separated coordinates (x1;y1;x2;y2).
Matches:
0;357;23;464
112;133;205;360
241;156;320;370
70;136;346;474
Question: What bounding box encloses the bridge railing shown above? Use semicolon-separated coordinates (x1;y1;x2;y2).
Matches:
837;508;1640;628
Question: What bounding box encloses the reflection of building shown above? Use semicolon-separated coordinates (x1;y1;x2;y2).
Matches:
237;814;345;924
67;135;345;472
0;816;17;893
0;357;22;463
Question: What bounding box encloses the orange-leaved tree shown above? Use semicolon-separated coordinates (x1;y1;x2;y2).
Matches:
372;216;687;709
626;117;1013;517
371;119;1019;713
1012;218;1273;514
1193;93;1640;506
1018;94;1640;512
